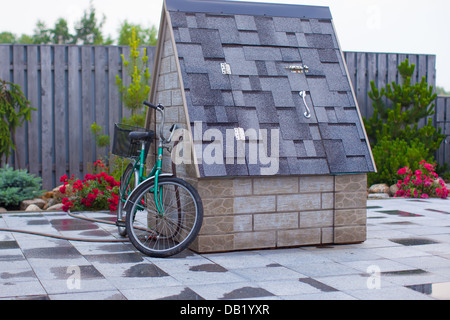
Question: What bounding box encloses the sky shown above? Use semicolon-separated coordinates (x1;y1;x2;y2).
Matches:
1;0;449;89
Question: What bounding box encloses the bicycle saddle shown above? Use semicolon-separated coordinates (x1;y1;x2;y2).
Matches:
129;131;154;141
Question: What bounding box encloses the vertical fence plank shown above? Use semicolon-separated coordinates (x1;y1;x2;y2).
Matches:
0;45;9;81
81;46;93;174
54;46;66;181
12;45;27;170
94;46;107;160
356;52;367;119
68;46;82;179
26;46;40;177
0;46;10;166
108;46;120;149
40;46;53;190
121;46;132;120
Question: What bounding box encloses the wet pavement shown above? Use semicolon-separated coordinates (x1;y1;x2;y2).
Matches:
0;198;450;300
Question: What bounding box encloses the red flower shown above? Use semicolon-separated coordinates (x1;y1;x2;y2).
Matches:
60;175;68;183
59;185;66;194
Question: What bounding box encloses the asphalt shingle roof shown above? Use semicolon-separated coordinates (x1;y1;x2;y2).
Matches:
163;0;376;177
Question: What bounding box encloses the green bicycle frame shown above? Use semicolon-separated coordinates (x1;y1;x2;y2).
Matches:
122;142;165;216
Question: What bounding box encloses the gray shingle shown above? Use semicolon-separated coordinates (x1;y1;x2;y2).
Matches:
186;73;224;106
223;47;258;76
259;77;295;107
254;16;277;46
239;31;260;45
206;15;240;44
273;17;303;33
243;46;283;61
235;14;257;31
189;28;225;59
305;34;336;49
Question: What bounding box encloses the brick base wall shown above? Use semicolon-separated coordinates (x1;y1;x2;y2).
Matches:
188;174;367;253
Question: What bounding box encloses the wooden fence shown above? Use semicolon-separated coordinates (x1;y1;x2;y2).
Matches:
436;95;450;168
0;44;155;190
0;45;448;189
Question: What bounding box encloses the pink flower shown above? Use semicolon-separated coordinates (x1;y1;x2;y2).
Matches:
421;193;429;199
397;167;408;175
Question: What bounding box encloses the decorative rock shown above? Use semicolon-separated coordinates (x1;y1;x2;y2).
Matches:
25;204;42;212
0;207;7;213
368;184;390;194
389;184;399;197
46;203;64;211
368;193;390;199
20;198;47;211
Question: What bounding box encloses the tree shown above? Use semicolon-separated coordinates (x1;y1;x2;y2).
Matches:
51;18;72;44
115;27;151;121
118;21;158;46
0;80;36;168
32;20;52;44
0;32;16;43
72;3;111;45
364;59;445;185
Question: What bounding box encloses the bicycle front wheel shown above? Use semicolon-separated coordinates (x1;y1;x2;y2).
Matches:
125;177;203;257
117;161;136;237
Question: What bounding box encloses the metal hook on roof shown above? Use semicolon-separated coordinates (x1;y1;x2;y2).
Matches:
299;91;311;119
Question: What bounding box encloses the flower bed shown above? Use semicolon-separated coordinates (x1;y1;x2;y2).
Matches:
59;160;120;212
395;161;449;199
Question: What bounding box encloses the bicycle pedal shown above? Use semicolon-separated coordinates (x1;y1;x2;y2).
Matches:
115;220;126;227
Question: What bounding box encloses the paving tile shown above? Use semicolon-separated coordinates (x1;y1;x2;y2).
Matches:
0;279;46;298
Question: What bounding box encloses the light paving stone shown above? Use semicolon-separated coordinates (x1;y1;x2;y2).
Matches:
0;280;46;298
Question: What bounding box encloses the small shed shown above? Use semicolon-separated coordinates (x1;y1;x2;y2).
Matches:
147;0;376;253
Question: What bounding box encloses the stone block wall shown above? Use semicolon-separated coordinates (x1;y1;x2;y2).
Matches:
189;174;367;253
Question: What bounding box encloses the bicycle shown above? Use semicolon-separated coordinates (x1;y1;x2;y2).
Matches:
113;101;203;258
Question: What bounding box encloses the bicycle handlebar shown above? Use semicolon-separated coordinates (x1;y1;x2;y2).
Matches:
144;101;170;144
143;101;164;111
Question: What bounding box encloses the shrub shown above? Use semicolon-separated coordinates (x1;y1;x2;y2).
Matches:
368;137;433;186
0;165;42;210
59;160;120;212
395;161;449;199
364;59;445;186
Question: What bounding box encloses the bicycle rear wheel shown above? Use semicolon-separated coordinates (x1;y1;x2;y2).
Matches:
125;177;203;257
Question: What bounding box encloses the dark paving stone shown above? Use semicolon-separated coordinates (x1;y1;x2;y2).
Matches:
85;253;145;264
426;209;450;214
157;287;205;300
27;219;50;226
50;219;99;231
50;265;104;280
0;270;36;280
23;246;82;259
189;263;228;273
0;241;20;250
377;210;423;217
407;282;450;300
382;269;428;276
220;286;275;299
299;277;338;292
123;263;169;278
389;238;439;246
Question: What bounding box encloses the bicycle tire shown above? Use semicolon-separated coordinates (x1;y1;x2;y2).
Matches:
125;177;203;258
117;162;135;237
